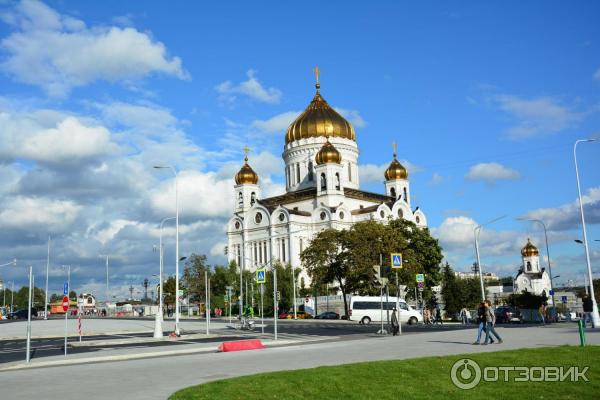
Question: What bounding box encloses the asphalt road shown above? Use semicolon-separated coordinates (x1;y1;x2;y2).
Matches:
0;319;474;364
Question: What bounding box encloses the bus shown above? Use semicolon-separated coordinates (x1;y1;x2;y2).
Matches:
349;295;422;325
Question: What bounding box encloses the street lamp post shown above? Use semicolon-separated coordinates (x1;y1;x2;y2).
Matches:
45;236;50;320
574;138;599;328
154;165;181;335
474;215;506;300
158;217;175;323
518;218;556;308
62;264;71;356
99;254;110;304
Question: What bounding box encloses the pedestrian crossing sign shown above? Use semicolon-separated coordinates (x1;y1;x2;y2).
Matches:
256;269;266;284
391;253;403;269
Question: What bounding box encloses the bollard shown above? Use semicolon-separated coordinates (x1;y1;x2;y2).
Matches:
578;320;586;347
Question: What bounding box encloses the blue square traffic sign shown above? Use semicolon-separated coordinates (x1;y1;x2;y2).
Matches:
256;269;266;284
390;253;403;269
63;282;69;295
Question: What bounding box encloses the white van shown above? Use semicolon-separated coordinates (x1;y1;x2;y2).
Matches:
349;296;422;325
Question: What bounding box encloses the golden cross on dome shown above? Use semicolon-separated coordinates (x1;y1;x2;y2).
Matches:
243;145;250;161
313;65;320;85
392;142;397;158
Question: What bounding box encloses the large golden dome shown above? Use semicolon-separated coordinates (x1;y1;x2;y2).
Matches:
315;138;342;165
521;238;539;257
234;155;259;185
285;83;355;144
384;151;408;180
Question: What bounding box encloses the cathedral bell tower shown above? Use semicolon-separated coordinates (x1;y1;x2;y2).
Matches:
234;146;260;213
314;138;344;202
384;143;410;206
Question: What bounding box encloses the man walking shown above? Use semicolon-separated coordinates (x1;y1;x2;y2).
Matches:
391;307;400;336
483;300;503;345
582;295;595;328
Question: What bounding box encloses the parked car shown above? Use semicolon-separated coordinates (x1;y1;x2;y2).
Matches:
286;311;313;319
9;308;38;320
315;311;340;320
278;311;289;319
494;306;522;323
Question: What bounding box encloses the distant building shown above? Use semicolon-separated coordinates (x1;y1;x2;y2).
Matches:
513;239;552;304
455;270;499;282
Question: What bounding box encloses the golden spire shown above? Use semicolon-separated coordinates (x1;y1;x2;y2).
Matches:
313;65;321;91
392;142;397;158
243;144;250;162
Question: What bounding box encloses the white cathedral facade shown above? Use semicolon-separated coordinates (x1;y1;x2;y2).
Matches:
513;239;552;304
227;76;428;286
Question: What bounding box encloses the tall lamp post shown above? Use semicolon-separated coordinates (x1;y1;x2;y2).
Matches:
99;254;110;304
158;217;175;325
574;138;599;328
45;236;50;320
474;215;506;300
154;165;181;335
518;218;556;308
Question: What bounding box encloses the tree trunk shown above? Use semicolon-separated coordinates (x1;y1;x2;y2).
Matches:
339;280;349;318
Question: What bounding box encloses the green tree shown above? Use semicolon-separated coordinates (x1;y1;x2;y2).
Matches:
182;254;209;302
441;263;481;316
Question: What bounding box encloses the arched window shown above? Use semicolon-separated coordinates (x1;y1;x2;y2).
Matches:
526;261;532;272
390;187;396;198
335;173;340;190
348;163;352;182
250;192;256;206
238;192;243;207
320;173;326;190
286;167;290;187
296;163;301;183
308;161;314;181
403;187;408;203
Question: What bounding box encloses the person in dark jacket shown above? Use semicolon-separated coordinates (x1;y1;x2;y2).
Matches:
582;295;595;328
391;308;400;336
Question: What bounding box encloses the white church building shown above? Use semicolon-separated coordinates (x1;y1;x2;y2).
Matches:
513;239;552;303
227;74;428;287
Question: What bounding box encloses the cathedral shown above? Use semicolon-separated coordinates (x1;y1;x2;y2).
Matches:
513;239;552;303
227;72;428;286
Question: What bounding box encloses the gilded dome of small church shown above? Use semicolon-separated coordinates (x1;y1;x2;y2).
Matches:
521;238;539;257
234;155;259;185
384;146;408;180
285;68;355;145
315;138;342;165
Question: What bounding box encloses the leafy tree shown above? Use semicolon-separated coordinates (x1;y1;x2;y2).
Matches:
182;254;209;302
508;291;546;309
69;290;76;300
441;263;481;316
301;219;444;317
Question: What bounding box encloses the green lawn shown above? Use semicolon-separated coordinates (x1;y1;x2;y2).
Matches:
170;346;599;400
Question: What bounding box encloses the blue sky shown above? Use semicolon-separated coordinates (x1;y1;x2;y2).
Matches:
0;0;599;298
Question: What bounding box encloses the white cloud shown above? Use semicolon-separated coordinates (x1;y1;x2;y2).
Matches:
251;111;300;133
1;0;187;97
494;94;584;139
0;196;82;230
465;162;520;184
216;70;282;104
522;187;600;231
0;110;116;164
335;108;367;128
430;172;444;185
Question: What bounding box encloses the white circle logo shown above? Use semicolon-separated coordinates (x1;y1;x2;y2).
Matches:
451;358;481;390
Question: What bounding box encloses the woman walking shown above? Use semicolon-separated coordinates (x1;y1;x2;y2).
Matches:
473;301;493;345
483;300;503;345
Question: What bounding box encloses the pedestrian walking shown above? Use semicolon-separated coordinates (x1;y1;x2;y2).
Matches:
538;303;546;325
434;305;443;325
391;308;400;336
460;307;468;325
582;295;595;328
473;301;494;345
483;300;503;345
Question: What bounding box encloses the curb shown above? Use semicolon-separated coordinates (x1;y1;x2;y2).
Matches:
0;339;298;372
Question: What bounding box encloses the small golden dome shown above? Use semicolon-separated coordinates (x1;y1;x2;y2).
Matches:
521;238;539;257
234;156;259;185
384;151;408;180
315;138;342;165
285;83;355;144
